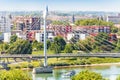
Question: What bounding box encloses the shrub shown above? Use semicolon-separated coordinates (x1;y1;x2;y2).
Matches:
49;62;70;66
71;70;105;80
28;64;34;68
0;70;32;80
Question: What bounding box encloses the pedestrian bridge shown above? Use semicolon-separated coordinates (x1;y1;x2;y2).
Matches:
1;53;120;59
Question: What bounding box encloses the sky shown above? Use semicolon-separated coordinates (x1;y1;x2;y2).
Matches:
0;0;120;12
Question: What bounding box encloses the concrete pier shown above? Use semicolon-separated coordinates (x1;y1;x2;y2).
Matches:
32;66;53;74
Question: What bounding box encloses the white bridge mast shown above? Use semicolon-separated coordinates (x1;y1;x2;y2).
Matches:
43;6;48;67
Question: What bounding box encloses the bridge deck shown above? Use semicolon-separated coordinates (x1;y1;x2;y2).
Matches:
0;53;120;58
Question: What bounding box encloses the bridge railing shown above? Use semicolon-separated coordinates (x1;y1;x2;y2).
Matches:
0;53;120;58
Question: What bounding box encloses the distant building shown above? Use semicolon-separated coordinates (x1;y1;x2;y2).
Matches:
0;14;12;32
107;14;120;24
72;14;75;23
47;25;72;39
74;26;110;36
35;30;55;42
4;32;11;43
13;16;41;30
67;32;86;41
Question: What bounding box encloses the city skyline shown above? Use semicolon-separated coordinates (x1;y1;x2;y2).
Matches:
0;0;120;12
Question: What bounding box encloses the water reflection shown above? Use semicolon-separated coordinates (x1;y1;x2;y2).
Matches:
32;64;120;80
33;73;53;80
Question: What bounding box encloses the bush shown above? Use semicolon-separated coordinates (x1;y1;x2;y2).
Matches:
0;70;32;80
49;62;70;66
28;64;34;68
71;70;105;80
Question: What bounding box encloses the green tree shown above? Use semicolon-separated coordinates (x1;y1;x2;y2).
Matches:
7;39;32;54
72;70;105;80
47;40;51;49
54;36;66;51
50;36;66;54
50;43;61;54
115;39;120;52
0;70;32;80
0;43;9;53
77;38;93;53
64;44;73;53
94;32;116;52
75;19;117;33
32;40;43;51
10;34;17;43
52;21;70;26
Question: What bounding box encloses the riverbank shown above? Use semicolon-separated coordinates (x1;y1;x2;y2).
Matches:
54;62;120;69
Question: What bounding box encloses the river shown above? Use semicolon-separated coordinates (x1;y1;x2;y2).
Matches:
32;64;120;80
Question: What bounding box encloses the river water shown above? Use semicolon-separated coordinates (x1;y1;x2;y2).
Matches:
32;64;120;80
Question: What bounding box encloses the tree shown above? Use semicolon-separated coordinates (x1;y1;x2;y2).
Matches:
94;32;116;52
72;70;105;80
75;19;118;33
7;39;32;54
77;38;93;53
52;21;70;26
10;34;17;43
50;43;61;54
64;44;73;53
47;40;51;49
32;40;43;51
54;36;66;51
0;70;32;80
50;36;66;54
0;43;9;53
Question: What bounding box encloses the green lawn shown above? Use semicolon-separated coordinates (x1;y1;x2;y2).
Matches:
32;50;54;55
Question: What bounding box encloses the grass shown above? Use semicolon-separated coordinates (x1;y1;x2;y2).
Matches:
32;50;54;55
5;57;120;69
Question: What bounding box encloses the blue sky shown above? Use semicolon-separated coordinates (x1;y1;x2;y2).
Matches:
0;0;120;12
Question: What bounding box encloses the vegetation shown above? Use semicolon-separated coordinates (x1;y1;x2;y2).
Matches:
75;19;118;33
0;70;32;80
50;36;66;54
64;43;73;53
117;75;120;80
7;39;32;54
0;19;119;54
72;70;105;80
10;34;18;43
52;21;70;26
32;40;43;51
0;43;9;52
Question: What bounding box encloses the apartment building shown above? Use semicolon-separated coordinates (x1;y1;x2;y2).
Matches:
47;25;72;39
107;14;120;24
13;16;41;30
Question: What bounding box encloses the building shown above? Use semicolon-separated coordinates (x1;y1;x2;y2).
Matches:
0;14;12;32
4;32;11;43
67;32;86;41
13;16;41;31
66;26;111;42
74;26;110;35
35;30;55;42
47;25;72;39
107;13;120;24
0;14;12;41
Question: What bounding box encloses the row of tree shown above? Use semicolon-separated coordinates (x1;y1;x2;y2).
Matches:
0;32;120;54
0;35;32;54
0;18;120;54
